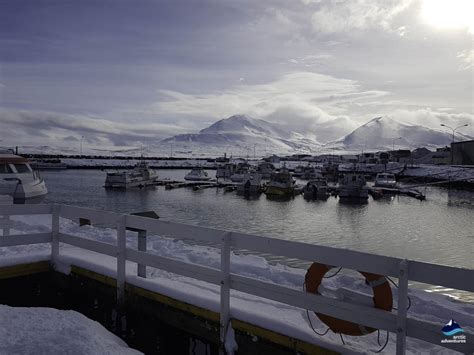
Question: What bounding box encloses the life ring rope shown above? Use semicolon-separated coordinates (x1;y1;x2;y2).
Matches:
304;262;394;336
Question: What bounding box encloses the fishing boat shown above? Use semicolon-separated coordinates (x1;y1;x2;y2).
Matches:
105;160;158;188
374;173;397;188
230;162;251;182
256;162;275;179
338;173;369;202
264;168;295;196
0;153;48;200
237;172;262;195
303;177;330;200
184;167;211;181
216;163;236;179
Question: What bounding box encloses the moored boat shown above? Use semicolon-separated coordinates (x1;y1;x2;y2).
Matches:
237;172;262;195
216;163;236;179
105;160;158;188
303;177;330;200
264;168;295;196
230;162;251;182
256;162;275;179
184;167;211;181
338;173;369;203
374;173;397;188
0;154;48;201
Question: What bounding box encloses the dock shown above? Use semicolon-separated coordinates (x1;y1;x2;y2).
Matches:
0;204;472;354
369;186;426;200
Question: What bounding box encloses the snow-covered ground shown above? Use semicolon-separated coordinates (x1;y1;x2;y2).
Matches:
402;164;474;183
1;215;473;354
0;305;141;355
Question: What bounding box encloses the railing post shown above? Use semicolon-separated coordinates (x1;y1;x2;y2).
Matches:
51;204;60;266
137;230;147;278
220;231;232;354
1;215;10;236
116;214;127;305
396;259;409;355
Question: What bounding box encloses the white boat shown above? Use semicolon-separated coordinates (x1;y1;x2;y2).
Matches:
230;163;251;182
374;173;397;188
264;168;295;196
105;161;158;188
303;177;330;199
184;168;210;181
31;158;67;170
256;162;275;179
0;154;48;200
237;172;262;195
216;163;236;179
338;173;369;202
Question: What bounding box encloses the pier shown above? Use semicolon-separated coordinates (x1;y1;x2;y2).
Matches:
0;204;472;354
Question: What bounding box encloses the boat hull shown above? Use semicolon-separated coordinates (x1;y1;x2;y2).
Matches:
0;179;48;200
265;185;294;196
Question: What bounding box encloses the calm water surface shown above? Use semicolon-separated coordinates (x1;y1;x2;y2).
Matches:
42;169;473;270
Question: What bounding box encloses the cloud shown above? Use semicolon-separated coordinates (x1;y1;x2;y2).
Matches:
309;0;413;34
0;108;188;147
457;49;474;70
150;71;392;142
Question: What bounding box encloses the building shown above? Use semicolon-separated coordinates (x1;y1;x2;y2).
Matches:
451;140;474;165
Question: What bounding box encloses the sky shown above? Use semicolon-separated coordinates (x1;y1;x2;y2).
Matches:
0;0;473;149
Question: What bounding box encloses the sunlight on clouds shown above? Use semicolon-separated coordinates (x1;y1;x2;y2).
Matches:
310;0;413;34
421;0;474;34
457;49;474;70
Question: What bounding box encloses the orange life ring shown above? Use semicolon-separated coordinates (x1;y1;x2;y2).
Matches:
304;262;393;336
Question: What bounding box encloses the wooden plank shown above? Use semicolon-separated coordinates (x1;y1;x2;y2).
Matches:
0;204;51;215
409;260;474;292
232;233;401;278
126;215;223;243
58;233;117;257
396;260;408;355
0;233;51;247
126;248;221;285
0;261;51;279
117;215;127;304
231;274;397;333
51;204;60;265
220;232;231;346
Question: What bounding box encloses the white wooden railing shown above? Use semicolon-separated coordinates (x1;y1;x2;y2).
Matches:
0;204;473;355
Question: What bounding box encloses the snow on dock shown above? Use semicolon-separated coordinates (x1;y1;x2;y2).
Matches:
1;207;473;354
0;305;141;354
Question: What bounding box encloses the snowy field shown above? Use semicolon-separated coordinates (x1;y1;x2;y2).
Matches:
1;215;473;354
0;305;141;355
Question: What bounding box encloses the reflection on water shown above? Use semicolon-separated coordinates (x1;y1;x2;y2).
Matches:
41;169;473;299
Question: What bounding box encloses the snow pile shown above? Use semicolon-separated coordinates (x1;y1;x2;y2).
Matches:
0;305;141;355
2;215;473;354
403;165;474;183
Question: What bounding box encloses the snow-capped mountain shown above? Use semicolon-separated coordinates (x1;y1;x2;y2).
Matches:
329;116;472;151
161;115;321;155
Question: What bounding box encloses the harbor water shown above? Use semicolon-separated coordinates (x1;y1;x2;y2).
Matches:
40;169;474;300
